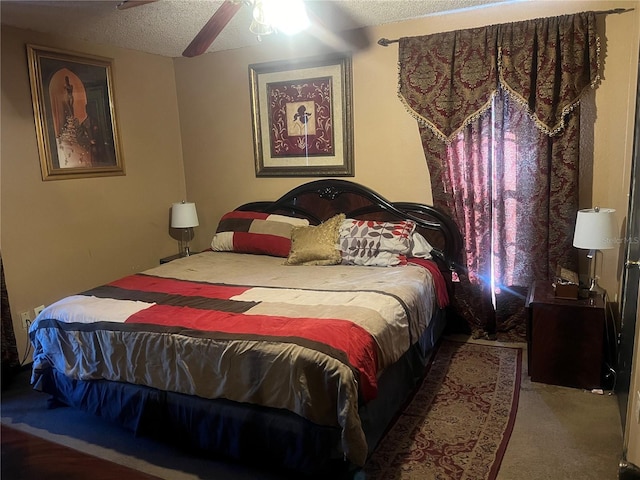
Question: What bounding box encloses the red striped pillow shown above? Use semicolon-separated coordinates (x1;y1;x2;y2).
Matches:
211;211;309;257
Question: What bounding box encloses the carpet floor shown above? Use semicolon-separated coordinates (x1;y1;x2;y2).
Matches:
364;339;521;479
1;339;520;479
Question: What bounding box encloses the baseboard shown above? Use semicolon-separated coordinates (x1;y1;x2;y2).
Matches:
620;459;640;479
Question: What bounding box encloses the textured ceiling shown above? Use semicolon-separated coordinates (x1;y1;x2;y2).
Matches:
1;0;513;57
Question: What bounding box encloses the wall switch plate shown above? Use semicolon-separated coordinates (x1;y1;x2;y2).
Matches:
34;305;45;317
20;311;31;329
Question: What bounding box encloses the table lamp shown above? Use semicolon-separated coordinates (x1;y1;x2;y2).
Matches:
572;207;617;296
171;201;199;256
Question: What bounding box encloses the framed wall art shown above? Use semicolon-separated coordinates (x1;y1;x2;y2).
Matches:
249;54;354;177
27;45;124;180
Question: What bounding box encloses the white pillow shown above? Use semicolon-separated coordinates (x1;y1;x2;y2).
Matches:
409;232;433;259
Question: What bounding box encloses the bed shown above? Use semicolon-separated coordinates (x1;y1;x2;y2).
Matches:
29;179;462;477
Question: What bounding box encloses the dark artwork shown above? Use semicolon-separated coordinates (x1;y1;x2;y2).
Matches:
40;57;117;169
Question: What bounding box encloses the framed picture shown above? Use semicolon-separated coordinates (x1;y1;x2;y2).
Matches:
249;54;354;177
26;45;124;180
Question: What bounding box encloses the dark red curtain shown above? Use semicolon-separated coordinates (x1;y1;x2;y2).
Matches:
398;12;599;337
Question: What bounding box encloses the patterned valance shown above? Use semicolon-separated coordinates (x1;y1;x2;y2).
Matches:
398;12;600;142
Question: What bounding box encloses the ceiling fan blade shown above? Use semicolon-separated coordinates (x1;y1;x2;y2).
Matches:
116;0;158;10
182;1;242;58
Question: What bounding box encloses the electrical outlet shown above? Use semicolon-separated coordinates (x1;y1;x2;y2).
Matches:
34;305;45;318
20;311;31;330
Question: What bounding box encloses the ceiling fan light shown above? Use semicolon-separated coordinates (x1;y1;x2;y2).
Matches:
250;0;273;37
263;0;309;36
249;20;273;37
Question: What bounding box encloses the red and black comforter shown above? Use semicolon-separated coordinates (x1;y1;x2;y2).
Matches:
30;251;446;465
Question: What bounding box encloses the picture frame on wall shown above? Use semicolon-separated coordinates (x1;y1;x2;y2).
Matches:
26;45;125;181
249;54;354;177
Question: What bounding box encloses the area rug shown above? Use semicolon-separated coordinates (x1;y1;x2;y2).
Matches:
363;339;522;480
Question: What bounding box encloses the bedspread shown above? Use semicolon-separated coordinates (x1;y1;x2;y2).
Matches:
30;251;441;466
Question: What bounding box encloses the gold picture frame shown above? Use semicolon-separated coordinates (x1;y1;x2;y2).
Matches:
249;54;354;177
27;45;125;180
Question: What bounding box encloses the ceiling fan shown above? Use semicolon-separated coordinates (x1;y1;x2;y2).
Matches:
117;0;368;57
117;0;322;58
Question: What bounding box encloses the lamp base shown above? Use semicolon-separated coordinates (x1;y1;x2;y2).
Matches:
179;228;192;257
587;277;606;299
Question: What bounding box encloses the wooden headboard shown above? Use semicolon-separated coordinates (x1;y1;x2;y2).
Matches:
238;179;462;274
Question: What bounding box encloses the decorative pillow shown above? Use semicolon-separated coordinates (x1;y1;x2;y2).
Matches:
211;211;309;257
339;219;416;266
409;232;434;259
284;214;346;266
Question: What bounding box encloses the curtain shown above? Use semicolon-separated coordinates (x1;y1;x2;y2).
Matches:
398;12;599;335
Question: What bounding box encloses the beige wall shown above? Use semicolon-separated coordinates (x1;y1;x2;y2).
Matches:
1;26;187;357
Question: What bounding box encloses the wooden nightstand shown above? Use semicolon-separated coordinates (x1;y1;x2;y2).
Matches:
526;281;606;389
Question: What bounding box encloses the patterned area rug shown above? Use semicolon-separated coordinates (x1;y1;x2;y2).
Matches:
363;339;522;480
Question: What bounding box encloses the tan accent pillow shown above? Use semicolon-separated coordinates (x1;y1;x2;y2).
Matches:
284;214;346;266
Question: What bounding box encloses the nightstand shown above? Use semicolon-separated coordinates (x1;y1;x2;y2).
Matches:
160;253;186;264
526;280;606;389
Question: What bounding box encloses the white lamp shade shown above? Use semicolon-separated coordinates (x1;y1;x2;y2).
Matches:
573;208;618;250
171;202;199;228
